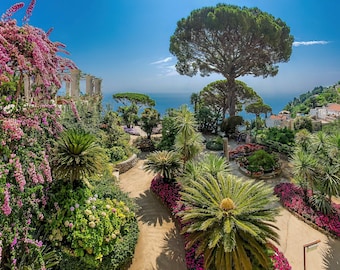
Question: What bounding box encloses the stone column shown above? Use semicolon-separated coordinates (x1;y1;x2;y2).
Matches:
70;69;80;98
223;138;229;162
65;81;71;96
86;75;94;96
23;74;30;102
93;78;102;95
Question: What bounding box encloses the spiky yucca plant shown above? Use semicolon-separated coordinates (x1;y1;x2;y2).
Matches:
179;172;279;270
143;150;183;181
52;128;108;187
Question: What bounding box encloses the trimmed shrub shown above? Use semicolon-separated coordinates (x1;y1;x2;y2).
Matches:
205;136;224;151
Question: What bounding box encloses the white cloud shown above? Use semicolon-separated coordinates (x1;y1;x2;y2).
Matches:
150;57;179;77
293;40;329;47
150;57;173;65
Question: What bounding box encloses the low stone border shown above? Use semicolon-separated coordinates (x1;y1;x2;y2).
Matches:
283;206;340;240
115;154;138;174
237;162;282;179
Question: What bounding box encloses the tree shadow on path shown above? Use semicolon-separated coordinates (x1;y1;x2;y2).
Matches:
156;227;187;270
321;237;340;270
135;189;172;226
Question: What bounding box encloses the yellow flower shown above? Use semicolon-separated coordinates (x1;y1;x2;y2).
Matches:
219;198;235;211
88;221;96;228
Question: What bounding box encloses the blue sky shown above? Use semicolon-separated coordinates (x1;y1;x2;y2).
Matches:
2;0;340;102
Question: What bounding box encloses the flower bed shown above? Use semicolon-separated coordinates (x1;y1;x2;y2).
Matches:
151;176;291;270
236;149;281;179
274;183;340;239
229;143;265;159
123;126;140;136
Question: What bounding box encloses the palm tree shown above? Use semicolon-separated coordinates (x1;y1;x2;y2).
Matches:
178;172;279;270
200;153;230;177
294;129;312;151
52;128;108;187
175;131;203;164
174;105;197;137
173;105;203;164
290;147;317;195
143;150;182;181
180;154;229;186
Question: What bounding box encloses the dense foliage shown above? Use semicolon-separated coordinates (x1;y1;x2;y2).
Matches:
290;129;340;214
284;83;340;116
45;180;138;269
257;127;295;146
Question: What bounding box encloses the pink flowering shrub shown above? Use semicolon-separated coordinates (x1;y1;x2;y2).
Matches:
151;176;291;270
0;103;64;268
274;183;340;238
0;0;76;268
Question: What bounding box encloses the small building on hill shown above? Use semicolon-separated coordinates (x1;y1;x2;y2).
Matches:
265;110;292;128
309;103;340;122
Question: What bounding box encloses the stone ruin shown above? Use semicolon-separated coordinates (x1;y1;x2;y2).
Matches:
64;69;102;99
22;68;102;104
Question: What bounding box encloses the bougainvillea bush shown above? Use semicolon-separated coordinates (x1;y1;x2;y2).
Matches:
151;176;291;270
0;103;64;268
274;183;340;238
0;0;75;268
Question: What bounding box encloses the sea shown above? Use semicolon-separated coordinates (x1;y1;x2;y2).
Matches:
102;92;291;120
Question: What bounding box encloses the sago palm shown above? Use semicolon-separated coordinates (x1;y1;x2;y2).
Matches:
52;128;108;187
143;150;183;181
179;172;279;270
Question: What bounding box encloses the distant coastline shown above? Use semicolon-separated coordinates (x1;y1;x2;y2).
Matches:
102;92;291;120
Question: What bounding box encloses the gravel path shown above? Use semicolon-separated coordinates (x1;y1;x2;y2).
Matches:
118;159;187;270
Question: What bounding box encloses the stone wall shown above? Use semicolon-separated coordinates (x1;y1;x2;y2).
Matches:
115;154;138;174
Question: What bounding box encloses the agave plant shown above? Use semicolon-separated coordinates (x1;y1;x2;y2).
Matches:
52;128;108;187
143;150;183;181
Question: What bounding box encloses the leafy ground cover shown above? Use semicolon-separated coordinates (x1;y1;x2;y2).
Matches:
151;176;291;270
274;183;340;238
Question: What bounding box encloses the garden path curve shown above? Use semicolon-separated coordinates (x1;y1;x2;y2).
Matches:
118;159;187;270
118;138;340;270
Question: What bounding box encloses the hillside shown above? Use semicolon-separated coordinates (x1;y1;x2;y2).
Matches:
283;82;340;116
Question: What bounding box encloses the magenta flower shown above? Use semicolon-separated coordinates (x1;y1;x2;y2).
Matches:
1;184;12;216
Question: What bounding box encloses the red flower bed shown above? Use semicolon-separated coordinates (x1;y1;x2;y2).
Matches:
229;143;265;159
274;183;340;238
151;176;291;270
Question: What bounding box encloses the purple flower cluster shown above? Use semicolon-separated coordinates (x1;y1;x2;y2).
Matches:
123;126;140;136
151;177;290;269
274;183;340;238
